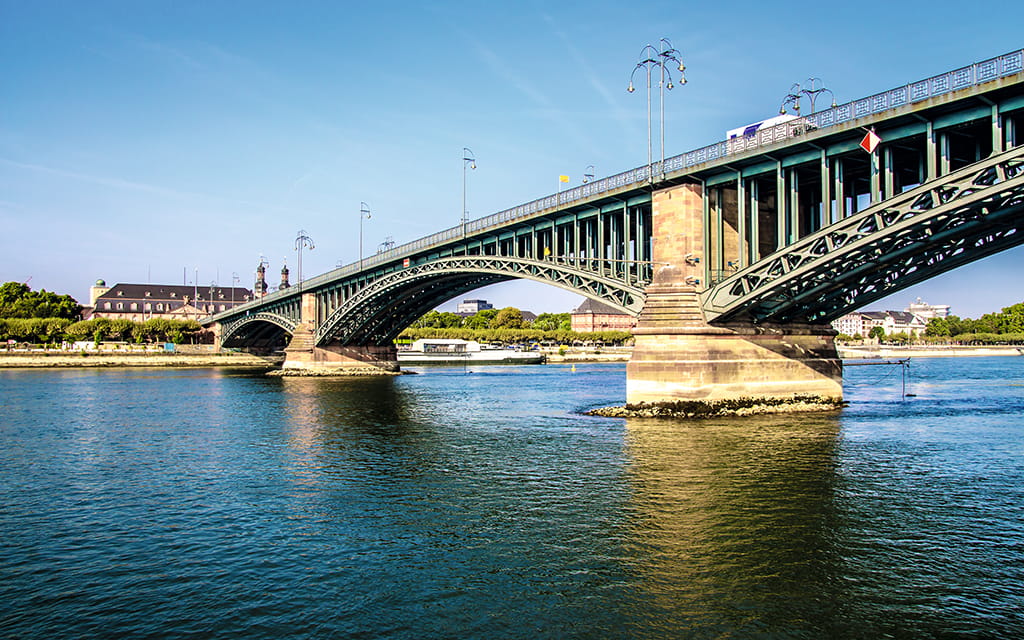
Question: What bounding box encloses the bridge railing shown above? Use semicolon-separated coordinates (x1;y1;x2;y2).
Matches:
355;50;1023;274
224;49;1023;316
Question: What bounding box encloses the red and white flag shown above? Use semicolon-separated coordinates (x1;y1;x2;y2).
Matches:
860;129;881;153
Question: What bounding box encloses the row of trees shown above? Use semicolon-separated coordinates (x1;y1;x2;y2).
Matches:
403;308;632;345
411;309;573;332
924;303;1024;336
399;326;632;346
0;317;204;345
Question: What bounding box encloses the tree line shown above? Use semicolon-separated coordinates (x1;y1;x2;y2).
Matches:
0;282;81;320
1;317;205;345
402;307;632;345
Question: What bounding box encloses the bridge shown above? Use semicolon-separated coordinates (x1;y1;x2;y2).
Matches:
206;49;1024;406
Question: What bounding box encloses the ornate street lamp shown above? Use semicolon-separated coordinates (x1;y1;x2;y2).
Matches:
628;38;686;183
583;165;595;184
462;147;476;236
779;77;838;116
294;230;314;291
359;202;371;271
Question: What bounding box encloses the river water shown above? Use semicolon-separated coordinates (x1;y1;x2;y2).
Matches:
1;358;1022;638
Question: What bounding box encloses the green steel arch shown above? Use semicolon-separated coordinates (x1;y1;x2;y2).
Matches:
315;256;649;346
220;311;299;348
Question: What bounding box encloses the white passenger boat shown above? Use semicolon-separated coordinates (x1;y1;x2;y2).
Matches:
397;338;544;364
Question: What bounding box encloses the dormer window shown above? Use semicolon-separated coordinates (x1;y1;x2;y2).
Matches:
145;291;151;297
170;292;177;298
116;291;123;296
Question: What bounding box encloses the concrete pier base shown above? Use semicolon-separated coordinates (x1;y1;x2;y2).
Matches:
281;327;399;373
626;267;842;406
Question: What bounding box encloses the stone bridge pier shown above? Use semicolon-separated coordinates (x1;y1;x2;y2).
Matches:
281;293;398;373
626;183;843;406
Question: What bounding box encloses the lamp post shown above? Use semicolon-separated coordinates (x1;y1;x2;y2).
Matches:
359;202;371;271
779;77;837;116
231;272;239;307
462;147;476;237
583;165;595;184
628;38;686;183
294;230;314;291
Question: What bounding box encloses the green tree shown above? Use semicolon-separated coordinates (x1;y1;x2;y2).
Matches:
491;307;524;329
0;282;81;320
995;302;1024;334
868;325;886;340
411;310;464;329
464;308;498;330
531;312;570;332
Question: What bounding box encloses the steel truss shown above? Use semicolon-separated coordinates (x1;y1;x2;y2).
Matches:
702;145;1024;325
316;256;649;346
220;311;299;346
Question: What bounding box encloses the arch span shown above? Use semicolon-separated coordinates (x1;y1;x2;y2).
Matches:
220;312;299;349
315;256;648;346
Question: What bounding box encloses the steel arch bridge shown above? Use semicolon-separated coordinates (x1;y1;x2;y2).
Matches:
218;255;650;348
206;49;1024;366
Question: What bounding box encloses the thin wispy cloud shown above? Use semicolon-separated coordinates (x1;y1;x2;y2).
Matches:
541;13;641;143
465;37;604;158
0;157;298;217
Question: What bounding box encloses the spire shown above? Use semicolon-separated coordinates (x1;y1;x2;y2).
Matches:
280;260;290;290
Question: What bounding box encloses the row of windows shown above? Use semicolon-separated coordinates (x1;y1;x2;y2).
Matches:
101;302;232;312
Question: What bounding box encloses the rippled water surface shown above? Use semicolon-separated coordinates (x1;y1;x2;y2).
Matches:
1;358;1022;638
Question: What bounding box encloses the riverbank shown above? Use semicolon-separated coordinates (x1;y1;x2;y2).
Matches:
839;345;1024;359
0;351;281;368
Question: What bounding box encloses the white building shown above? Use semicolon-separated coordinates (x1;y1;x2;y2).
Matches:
906;298;950;320
832;303;937;338
456;299;494;315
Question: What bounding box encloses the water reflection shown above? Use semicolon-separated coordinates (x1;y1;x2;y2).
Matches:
620;413;845;637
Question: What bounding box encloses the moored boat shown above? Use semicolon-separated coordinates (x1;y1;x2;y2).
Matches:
397;338;544;364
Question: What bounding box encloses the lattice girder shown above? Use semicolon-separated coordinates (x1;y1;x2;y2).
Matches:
220;311;299;346
701;146;1024;324
316;256;647;346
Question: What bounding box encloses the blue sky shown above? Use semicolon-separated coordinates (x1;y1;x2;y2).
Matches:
2;1;1022;319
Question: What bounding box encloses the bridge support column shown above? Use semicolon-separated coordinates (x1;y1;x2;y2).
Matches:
626;183;842;409
281;293;399;374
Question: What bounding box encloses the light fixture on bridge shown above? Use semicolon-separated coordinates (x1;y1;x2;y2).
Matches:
294;230;315;291
779;77;838;116
359;202;371;271
583;165;595;184
628;37;687;184
462;147;476;238
684;275;701;286
684;253;700;266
